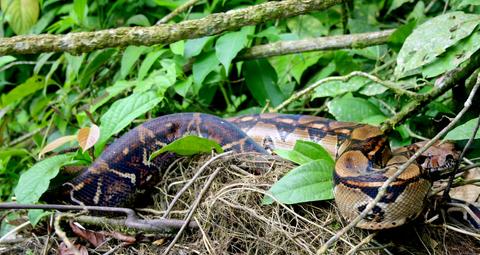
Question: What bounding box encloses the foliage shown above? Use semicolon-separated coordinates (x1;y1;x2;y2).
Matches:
1;0;480;211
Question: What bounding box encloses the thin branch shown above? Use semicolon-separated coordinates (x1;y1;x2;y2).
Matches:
0;0;342;55
273;71;420;112
156;0;202;25
380;52;480;132
345;232;377;255
317;79;480;254
0;202;198;232
162;167;221;255
238;29;395;60
442;80;480;201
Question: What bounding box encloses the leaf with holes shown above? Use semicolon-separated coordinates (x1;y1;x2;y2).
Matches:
395;12;480;78
262;159;334;205
444;117;480;140
77;124;100;152
39;135;77;158
150;135;223;160
15;154;72;204
422;31;480;78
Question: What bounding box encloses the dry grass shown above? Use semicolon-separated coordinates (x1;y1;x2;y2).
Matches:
1;153;479;254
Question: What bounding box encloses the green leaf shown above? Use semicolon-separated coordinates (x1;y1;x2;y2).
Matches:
293;140;334;165
72;0;88;25
0;56;16;68
327;95;384;122
444;118;480;140
270;52;322;85
0;148;29;159
1;0;39;34
215;26;254;72
1;75;46;107
243;59;284;107
170;40;184;56
422;31;480;78
80;49;116;87
184;36;213;58
286;15;328;38
97;92;162;152
395;12;480;78
28;209;52;227
138;50;165;80
150;135;224;159
126;14;151;27
387;0;414;14
192;51;220;85
312;76;366;98
274;149;313;165
90;80;136;112
262;159;334;205
120;46;147;79
15;154;72;204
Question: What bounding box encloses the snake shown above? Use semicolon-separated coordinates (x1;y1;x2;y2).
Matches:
62;112;457;230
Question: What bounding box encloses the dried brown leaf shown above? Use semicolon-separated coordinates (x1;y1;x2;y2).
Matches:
77;124;100;152
58;242;88;255
39;135;76;158
69;221;107;247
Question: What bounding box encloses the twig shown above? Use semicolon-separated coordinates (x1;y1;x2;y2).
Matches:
442;83;480;201
380;52;480;132
54;213;80;255
273;71;420;112
162;151;233;218
0;0;342;55
6;128;43;147
317;78;480;254
0;202;198;232
162;167;222;255
0;61;54;72
345;232;377;255
444;224;480;238
0;221;30;242
238;30;394;60
156;0;201;24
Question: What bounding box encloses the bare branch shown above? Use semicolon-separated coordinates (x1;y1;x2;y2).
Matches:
0;0;342;55
238;29;395;60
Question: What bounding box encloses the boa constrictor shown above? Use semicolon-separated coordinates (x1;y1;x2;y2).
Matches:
63;113;456;229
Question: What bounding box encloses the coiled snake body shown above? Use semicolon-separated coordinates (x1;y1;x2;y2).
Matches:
64;113;453;230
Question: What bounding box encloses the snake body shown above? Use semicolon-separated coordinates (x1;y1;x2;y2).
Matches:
65;113;441;229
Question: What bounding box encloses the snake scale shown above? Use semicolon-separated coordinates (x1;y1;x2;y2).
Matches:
63;113;456;230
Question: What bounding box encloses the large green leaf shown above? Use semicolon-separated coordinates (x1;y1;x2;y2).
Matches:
150;135;223;159
243;59;284;107
327;95;384;122
138;50;165;80
215;26;254;73
422;31;480;78
184;36;214;58
262;159;334;205
97;92;162;152
192;51;220;85
395;12;480;77
15;154;72;204
120;46;147;79
444;118;480;140
1;0;39;34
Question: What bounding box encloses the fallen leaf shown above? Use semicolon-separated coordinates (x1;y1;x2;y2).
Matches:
69;221;107;247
